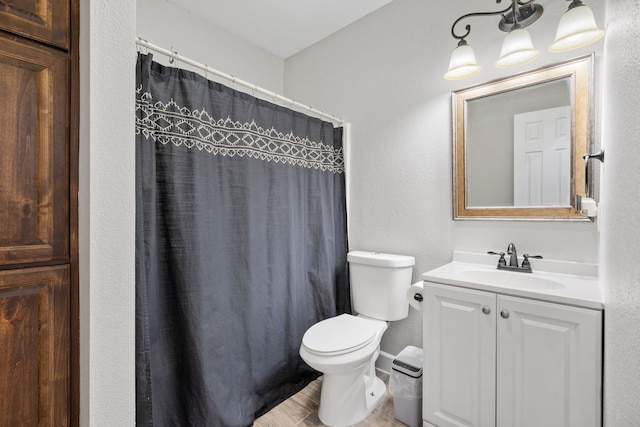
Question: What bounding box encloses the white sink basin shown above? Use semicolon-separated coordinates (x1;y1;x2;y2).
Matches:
420;252;603;310
459;269;565;290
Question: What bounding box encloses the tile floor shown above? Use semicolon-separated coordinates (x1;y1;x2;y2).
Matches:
254;373;410;426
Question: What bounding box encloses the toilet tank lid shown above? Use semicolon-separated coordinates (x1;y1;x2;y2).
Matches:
347;251;415;268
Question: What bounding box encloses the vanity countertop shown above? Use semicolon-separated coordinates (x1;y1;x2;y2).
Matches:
421;251;604;310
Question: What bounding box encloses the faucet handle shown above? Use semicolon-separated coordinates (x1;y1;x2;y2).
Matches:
487;251;507;266
521;254;543;269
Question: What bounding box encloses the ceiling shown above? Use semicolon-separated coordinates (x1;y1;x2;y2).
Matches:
166;0;395;59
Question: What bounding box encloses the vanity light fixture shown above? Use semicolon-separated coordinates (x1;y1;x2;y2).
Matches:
494;26;540;68
444;0;604;80
444;40;482;80
549;0;605;52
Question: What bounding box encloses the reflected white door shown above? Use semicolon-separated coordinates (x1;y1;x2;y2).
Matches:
513;106;571;206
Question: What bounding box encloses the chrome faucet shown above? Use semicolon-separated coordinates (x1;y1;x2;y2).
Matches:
488;243;543;273
506;243;518;267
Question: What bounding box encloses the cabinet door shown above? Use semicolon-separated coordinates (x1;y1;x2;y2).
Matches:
0;33;69;267
0;0;69;49
0;266;70;426
423;283;496;427
497;296;602;427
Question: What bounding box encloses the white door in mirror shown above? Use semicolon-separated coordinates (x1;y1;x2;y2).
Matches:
513;106;571;207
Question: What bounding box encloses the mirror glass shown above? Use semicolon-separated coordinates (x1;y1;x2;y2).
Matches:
452;55;593;220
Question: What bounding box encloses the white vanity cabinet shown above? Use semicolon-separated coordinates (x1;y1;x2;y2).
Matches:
423;282;602;427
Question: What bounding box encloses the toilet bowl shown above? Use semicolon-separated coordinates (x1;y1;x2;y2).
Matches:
299;314;388;427
299;251;415;427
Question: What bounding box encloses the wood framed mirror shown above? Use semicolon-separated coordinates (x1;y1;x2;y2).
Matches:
452;55;594;220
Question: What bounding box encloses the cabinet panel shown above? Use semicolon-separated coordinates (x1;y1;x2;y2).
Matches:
423;283;496;427
0;0;69;48
0;265;70;426
497;296;602;427
0;34;69;267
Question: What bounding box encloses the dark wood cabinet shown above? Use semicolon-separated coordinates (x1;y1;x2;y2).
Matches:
0;266;70;426
0;1;78;425
0;0;69;49
0;33;69;268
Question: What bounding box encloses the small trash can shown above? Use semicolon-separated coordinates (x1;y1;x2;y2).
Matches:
389;346;423;427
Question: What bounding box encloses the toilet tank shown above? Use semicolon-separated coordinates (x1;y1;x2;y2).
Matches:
347;251;415;321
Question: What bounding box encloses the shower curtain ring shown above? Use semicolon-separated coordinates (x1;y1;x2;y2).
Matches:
137;38;148;54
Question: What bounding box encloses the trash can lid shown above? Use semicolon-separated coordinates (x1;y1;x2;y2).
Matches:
392;345;423;378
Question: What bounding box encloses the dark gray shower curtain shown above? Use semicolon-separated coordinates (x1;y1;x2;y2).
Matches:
135;53;349;427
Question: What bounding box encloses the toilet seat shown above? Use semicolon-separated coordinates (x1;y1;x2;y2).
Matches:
302;314;378;356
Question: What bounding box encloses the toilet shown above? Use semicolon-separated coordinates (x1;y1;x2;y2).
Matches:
299;251;415;427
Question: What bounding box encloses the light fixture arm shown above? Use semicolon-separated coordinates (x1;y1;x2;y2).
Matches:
451;3;514;41
450;0;541;41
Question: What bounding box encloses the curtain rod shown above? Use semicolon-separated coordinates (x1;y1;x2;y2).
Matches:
135;38;346;125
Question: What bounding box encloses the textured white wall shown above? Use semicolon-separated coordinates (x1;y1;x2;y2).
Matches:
80;0;137;425
136;0;284;94
82;0;628;423
600;0;640;424
284;0;604;359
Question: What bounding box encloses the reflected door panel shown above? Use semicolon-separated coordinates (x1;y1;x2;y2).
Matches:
513;106;571;207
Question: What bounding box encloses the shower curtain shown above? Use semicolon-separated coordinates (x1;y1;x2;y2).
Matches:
135;53;349;427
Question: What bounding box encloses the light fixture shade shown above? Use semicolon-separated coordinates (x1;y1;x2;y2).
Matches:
549;4;604;52
444;43;481;80
495;28;540;68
